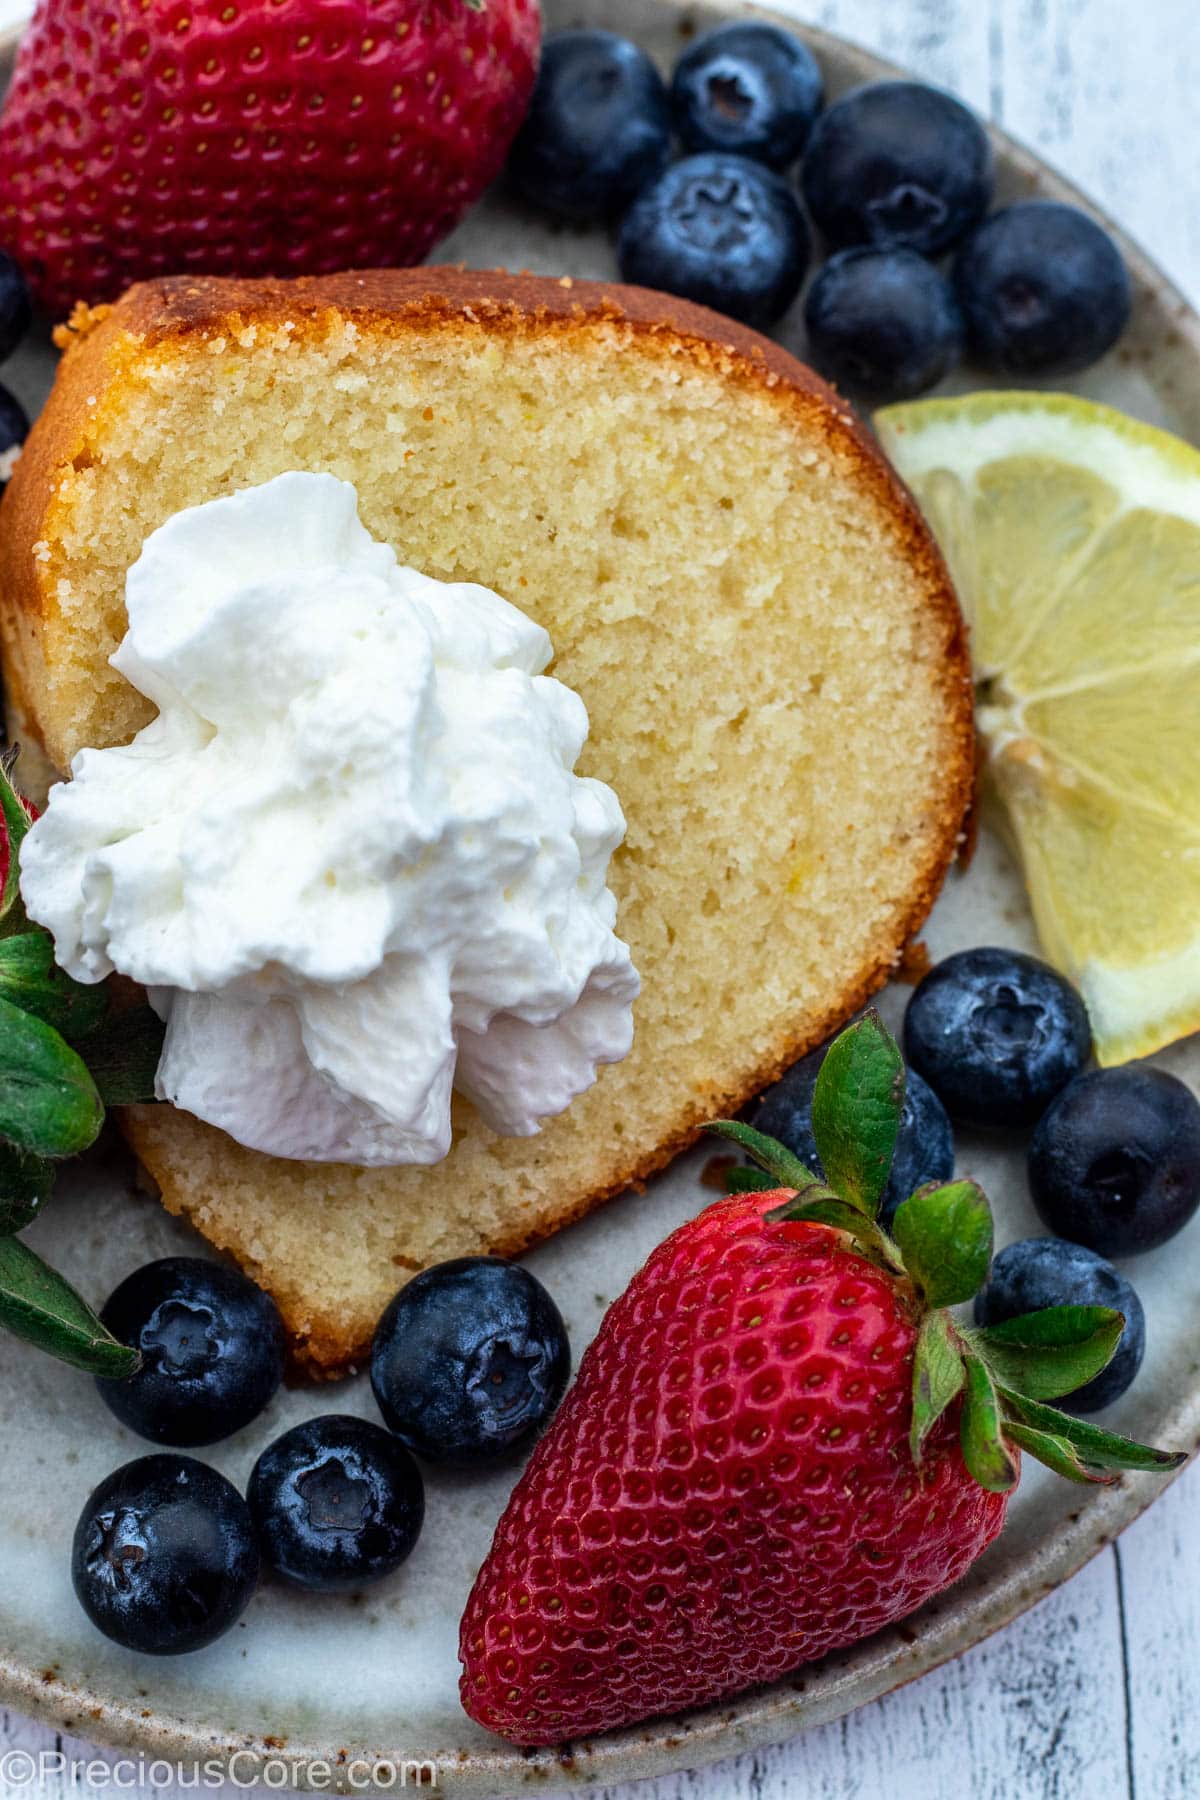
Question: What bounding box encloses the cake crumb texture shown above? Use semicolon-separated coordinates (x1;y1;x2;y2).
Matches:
0;269;973;1375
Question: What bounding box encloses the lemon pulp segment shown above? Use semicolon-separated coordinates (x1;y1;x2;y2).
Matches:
877;393;1200;1064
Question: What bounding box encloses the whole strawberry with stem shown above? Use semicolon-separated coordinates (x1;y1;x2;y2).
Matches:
459;1011;1182;1745
0;0;541;318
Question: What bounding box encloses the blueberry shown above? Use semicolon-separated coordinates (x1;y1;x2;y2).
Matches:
955;201;1131;376
1029;1066;1200;1257
0;252;31;362
753;1044;954;1229
0;382;29;488
96;1257;286;1448
904;948;1091;1129
617;153;809;328
71;1454;258;1655
801;80;993;256
671;23;823;168
804;247;964;402
508;31;672;224
371;1258;570;1466
247;1414;424;1593
974;1237;1145;1413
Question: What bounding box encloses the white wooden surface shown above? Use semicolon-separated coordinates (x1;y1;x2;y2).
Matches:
1;0;1198;1795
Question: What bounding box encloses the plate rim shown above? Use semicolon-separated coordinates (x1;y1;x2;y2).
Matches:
0;1;1197;1793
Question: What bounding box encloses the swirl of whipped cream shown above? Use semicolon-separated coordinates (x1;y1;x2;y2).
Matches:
21;472;639;1165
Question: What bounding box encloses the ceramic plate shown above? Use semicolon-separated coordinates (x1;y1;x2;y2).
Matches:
0;2;1198;1795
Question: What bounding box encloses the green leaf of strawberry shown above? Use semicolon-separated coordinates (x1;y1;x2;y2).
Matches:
1002;1420;1108;1484
80;1005;165;1106
891;1178;993;1307
809;1006;905;1215
723;1165;778;1194
0;1143;55;1235
703;1118;822;1192
715;1012;1183;1497
0;754;35;938
0;765;165;1378
998;1388;1184;1480
764;1190;900;1266
974;1306;1125;1402
0;994;104;1157
0;1234;138;1376
911;1308;965;1465
0;931;110;1039
960;1351;1021;1493
707;1107;897;1265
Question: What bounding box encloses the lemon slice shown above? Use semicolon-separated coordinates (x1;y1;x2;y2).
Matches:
876;392;1200;1066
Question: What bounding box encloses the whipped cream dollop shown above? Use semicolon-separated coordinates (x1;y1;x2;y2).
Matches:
21;472;639;1165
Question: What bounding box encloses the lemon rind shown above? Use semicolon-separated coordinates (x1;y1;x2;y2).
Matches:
877;392;1200;527
878;391;1200;1066
1081;945;1200;1067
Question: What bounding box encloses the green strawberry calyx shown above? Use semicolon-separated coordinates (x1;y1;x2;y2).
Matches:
0;754;166;1379
706;1009;1186;1495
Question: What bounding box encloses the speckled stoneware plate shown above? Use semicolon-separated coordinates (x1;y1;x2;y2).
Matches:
0;1;1198;1794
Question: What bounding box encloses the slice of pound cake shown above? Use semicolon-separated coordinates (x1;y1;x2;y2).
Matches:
0;269;972;1375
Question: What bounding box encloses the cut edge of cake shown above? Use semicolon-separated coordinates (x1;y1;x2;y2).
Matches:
0;268;975;1376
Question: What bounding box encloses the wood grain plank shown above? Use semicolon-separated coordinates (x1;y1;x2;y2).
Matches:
988;0;1200;296
0;5;1196;1800
806;0;992;100
1116;1458;1200;1800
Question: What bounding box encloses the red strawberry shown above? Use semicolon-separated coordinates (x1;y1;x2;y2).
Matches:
0;0;541;317
461;1191;1005;1742
459;1014;1182;1745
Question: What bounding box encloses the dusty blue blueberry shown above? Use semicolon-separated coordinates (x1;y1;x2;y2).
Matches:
954;200;1131;375
96;1257;286;1448
248;1414;424;1593
904;947;1091;1129
974;1236;1145;1414
801;80;993;255
0;382;29;488
0;252;31;362
371;1258;570;1466
804;246;964;401
72;1454;258;1654
508;30;672;223
671;22;823;166
1029;1067;1200;1257
618;152;809;327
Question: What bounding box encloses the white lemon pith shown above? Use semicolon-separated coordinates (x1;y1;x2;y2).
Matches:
877;393;1200;1066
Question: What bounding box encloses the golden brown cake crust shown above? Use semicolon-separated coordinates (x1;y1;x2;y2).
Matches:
4;265;967;727
123;961;933;1381
2;268;974;1378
